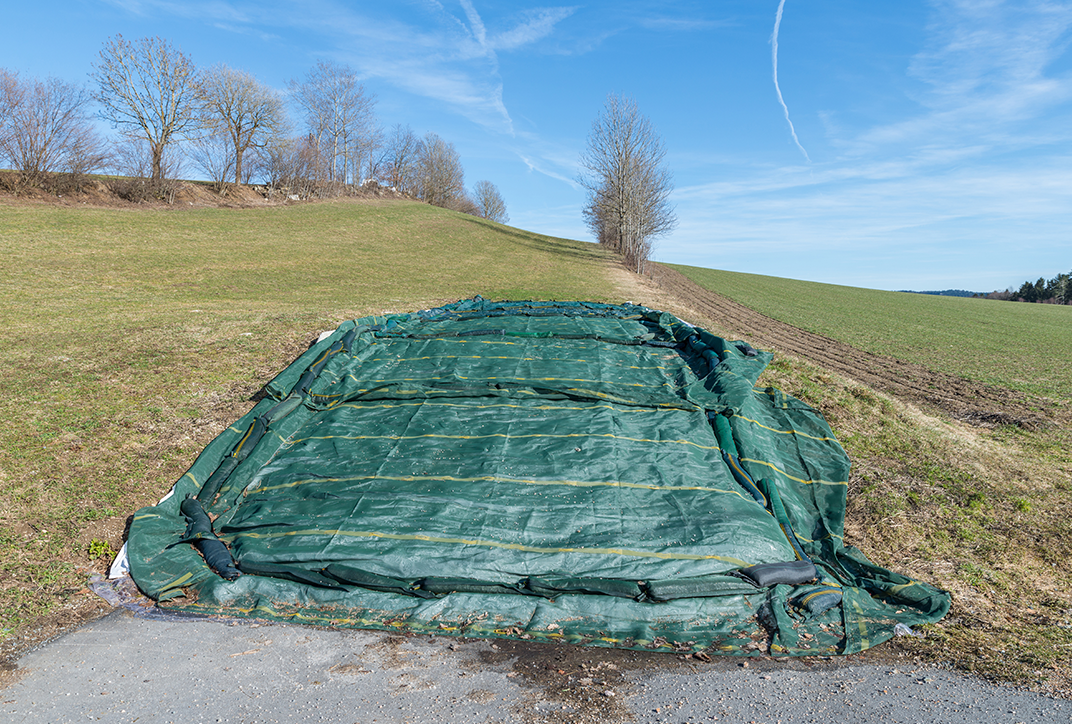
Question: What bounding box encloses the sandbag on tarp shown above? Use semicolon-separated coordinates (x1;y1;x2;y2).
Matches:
125;298;950;655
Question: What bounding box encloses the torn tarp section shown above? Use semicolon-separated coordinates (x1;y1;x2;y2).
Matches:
125;298;950;655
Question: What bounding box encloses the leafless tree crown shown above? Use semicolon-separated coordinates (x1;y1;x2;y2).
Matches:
472;179;509;223
374;123;423;194
289;61;377;186
415;132;465;209
0;69;21;166
579;94;676;274
0;69;106;185
91;35;200;183
187;131;234;191
199;65;287;185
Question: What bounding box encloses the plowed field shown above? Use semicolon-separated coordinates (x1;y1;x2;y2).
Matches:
651;264;1055;430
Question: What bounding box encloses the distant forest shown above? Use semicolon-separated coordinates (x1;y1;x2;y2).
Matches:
901;271;1071;304
901;289;978;297
984;271;1071;304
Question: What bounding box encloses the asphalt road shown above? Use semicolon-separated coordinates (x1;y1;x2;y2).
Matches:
4;605;1070;724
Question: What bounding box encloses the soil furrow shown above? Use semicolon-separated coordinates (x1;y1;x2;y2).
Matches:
651;264;1053;429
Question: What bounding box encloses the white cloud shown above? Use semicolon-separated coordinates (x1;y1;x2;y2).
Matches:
109;0;583;133
636;15;735;32
491;7;578;51
104;0;252;23
675;1;1072;242
515;151;580;189
665;154;1072;288
771;0;810;161
669;6;1072;288
839;0;1072;158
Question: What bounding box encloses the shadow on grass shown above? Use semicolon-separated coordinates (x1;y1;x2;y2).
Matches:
455;215;607;264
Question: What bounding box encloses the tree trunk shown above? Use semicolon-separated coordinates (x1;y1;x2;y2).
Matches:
151;142;164;183
234;147;244;185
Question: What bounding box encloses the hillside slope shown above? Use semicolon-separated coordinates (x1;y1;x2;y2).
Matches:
668;263;1072;407
642;264;1072;694
0;197;626;668
654;265;1056;429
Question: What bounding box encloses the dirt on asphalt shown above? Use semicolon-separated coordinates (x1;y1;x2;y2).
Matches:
649;263;1059;431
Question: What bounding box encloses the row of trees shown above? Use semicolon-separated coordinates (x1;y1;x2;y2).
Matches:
5;40;674;260
985;272;1072;304
0;35;508;223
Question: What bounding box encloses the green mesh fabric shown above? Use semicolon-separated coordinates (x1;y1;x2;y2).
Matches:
126;298;949;655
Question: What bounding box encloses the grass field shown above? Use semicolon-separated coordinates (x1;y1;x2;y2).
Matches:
2;199;1071;693
0;198;622;649
670;264;1072;404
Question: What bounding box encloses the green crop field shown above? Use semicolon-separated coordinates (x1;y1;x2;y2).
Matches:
670;264;1072;404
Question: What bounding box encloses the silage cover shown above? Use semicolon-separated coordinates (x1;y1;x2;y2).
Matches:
127;299;949;655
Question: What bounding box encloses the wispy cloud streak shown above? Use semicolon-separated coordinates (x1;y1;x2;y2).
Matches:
120;0;579;133
516;151;580;189
491;8;577;51
771;0;809;161
843;1;1072;157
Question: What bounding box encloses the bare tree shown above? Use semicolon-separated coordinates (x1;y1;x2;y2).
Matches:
579;94;676;274
0;68;21;169
0;72;102;184
376;123;423;193
91;34;200;183
416;132;465;209
472;180;509;223
361;122;385;185
199;64;287;185
453;191;482;216
257;134;327;199
64;126;112;179
187;130;234;192
256;136;299;192
110;134;185;203
289;61;376;185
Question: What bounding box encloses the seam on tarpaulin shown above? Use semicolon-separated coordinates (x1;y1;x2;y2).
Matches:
249;472;754;502
221;527;753;566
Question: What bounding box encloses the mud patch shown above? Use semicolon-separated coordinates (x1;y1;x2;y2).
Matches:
0;660;29;692
466;687;496;703
327;662;371;675
363;634;431;671
478;637;896;724
479;639;691;724
390;671;437;694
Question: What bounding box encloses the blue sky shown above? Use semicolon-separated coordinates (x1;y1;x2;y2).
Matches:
3;1;1071;291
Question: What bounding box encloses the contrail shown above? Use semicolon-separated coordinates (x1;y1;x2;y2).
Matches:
458;0;514;133
772;0;810;161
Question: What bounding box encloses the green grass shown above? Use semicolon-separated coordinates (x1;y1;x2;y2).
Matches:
0;198;623;646
755;328;1072;691
670;264;1072;403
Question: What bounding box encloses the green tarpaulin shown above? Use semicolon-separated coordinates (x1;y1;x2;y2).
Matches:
126;298;950;655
